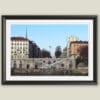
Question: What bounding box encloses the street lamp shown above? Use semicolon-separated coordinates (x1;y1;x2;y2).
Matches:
49;46;52;58
66;32;70;58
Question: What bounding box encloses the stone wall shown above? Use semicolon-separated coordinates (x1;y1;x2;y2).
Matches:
11;58;76;70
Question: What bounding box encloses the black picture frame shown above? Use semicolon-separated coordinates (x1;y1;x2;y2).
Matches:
2;15;97;85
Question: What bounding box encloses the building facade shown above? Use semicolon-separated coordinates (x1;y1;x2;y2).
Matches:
11;37;29;59
29;40;41;58
11;37;41;59
70;41;88;57
67;36;79;57
60;47;67;58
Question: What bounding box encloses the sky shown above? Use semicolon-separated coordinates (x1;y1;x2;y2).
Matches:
11;24;88;56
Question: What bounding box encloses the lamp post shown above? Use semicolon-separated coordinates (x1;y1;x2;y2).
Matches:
66;32;70;58
49;46;51;58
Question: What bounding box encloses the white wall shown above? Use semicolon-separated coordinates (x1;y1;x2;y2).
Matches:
0;0;99;100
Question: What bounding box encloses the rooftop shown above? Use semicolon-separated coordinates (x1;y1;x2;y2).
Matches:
70;41;88;44
11;37;28;41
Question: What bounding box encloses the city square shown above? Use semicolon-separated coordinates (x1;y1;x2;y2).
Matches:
10;23;88;76
11;34;88;76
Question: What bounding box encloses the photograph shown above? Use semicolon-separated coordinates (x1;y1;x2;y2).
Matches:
2;15;97;85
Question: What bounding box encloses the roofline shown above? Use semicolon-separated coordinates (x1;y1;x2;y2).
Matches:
70;41;88;44
11;37;29;41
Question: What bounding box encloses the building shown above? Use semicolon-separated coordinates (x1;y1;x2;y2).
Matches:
11;37;29;59
29;40;41;58
68;36;79;42
11;37;41;59
67;36;79;57
70;41;88;57
60;36;79;58
60;47;67;58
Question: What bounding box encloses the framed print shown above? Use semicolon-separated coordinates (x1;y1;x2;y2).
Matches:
2;15;97;85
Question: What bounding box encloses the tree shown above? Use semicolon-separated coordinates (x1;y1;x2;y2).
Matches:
80;45;88;58
55;46;62;58
41;49;51;58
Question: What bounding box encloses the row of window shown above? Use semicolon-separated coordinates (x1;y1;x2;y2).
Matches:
11;42;28;45
11;47;28;49
71;44;87;47
11;55;28;59
11;41;28;43
11;51;28;55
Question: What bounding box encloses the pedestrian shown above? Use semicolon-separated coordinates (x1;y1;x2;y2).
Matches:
13;61;17;69
27;64;30;70
69;61;72;74
19;61;22;72
26;64;30;74
12;61;17;74
35;64;38;69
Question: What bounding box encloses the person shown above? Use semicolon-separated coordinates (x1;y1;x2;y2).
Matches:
68;61;73;74
48;60;51;64
12;61;17;74
35;64;38;69
19;61;22;71
26;64;30;73
13;61;17;69
69;61;72;68
27;64;30;70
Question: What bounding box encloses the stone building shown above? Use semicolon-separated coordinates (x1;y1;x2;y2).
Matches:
11;37;29;59
61;36;79;58
60;47;67;58
66;36;79;57
70;41;88;57
11;37;41;59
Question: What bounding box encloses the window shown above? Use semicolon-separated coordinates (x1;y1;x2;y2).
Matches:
11;55;13;59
